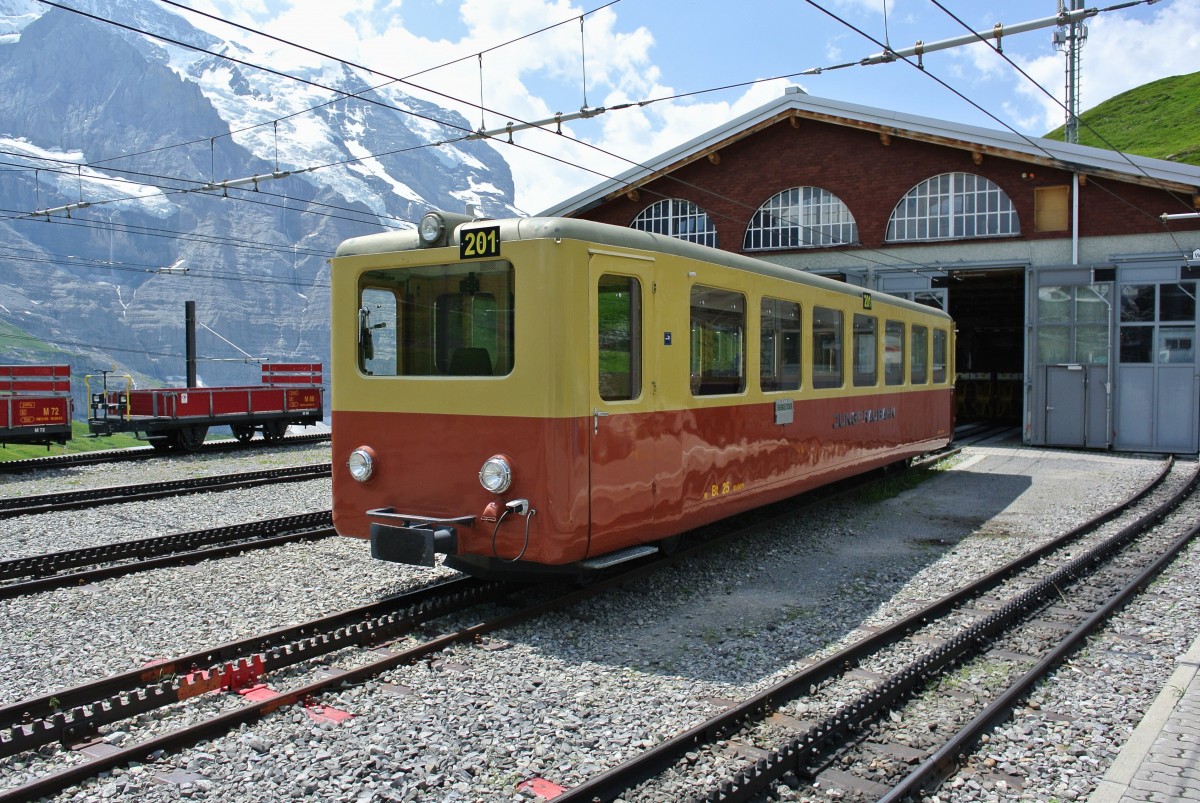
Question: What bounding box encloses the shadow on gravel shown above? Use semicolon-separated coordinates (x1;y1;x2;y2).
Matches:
511;464;1033;688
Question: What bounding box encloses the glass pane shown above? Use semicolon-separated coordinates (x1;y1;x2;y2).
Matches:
358;287;398;376
1120;285;1155;322
1037;286;1071;324
910;325;928;384
884;320;904;385
1076;285;1110;323
852;314;877;386
691;286;746;396
1160;283;1196;322
1075;325;1109;364
932;329;948;383
361;260;514;377
1158;326;1195;364
1038;326;1071;363
436;293;499;374
598;275;642;401
760;297;801;392
812;306;843;389
1119;326;1153;363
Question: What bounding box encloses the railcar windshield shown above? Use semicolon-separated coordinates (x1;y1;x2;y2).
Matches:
357;260;514;377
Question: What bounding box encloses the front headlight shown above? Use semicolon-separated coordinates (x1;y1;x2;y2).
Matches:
479;454;513;494
418;212;446;246
348;447;375;482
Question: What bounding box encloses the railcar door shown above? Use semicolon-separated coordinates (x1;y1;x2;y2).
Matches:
588;252;659;557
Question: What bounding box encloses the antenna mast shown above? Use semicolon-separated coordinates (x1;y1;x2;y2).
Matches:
1053;0;1087;143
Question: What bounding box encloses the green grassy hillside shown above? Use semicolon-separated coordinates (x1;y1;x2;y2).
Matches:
1045;71;1200;165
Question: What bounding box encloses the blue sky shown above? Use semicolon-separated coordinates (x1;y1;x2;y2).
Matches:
185;0;1200;214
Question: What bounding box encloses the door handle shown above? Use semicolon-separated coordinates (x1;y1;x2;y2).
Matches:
593;409;610;434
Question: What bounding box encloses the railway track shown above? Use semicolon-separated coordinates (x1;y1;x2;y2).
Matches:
550;457;1195;802
0;453;963;801
0;462;330;518
0;432;329;474
0;442;1136;801
0;511;335;599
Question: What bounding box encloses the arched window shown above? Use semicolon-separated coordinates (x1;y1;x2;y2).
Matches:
743;187;857;250
631;199;718;247
886;172;1019;242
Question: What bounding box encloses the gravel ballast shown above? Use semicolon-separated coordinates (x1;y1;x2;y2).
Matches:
0;439;1194;802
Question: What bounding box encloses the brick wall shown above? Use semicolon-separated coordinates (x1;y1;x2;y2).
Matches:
575;117;1200;254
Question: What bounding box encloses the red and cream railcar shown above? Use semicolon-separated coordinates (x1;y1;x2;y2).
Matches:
0;365;73;447
331;213;954;578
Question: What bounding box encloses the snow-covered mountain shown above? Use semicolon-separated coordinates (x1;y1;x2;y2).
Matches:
0;0;518;396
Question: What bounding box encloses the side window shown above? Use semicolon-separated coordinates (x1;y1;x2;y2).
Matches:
932;329;949;383
359;287;398;376
597;275;642;401
884;320;905;385
911;325;929;385
761;297;801;392
852;314;877;387
691;286;746;396
812;306;843;389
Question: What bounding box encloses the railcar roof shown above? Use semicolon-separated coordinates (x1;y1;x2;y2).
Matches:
335;215;952;321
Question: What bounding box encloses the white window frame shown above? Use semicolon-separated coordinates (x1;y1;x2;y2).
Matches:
886;172;1019;242
744;186;857;250
631;199;718;247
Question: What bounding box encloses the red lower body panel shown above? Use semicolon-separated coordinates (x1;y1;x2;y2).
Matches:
333;388;953;571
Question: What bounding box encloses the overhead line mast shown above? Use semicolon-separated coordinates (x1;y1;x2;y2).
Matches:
1054;0;1088;144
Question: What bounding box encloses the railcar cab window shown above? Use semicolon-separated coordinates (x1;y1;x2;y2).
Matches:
811;307;843;389
885;320;905;385
357;260;514;377
760;298;801;392
598;275;642;401
932;329;949;383
852;314;878;387
691;286;746;396
911;325;929;384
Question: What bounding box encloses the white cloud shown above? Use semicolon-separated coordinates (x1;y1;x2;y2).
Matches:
175;1;1200;216
1014;1;1200;133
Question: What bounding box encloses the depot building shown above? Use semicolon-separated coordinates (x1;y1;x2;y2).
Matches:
540;87;1200;454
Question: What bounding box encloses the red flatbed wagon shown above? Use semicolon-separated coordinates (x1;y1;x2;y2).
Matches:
0;365;73;447
88;363;324;451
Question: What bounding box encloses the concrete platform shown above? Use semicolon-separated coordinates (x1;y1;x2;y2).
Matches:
1091;635;1200;802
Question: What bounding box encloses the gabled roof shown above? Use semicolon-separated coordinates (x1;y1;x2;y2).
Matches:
539;87;1200;218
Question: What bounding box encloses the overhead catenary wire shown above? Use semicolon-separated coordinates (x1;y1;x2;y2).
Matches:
924;0;1196;218
12;0;1189;286
798;0;1194;253
84;1;948;277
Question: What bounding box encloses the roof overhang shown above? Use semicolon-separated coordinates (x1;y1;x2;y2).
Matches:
540;89;1200;217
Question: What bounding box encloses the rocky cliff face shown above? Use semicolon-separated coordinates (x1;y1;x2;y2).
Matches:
0;0;518;393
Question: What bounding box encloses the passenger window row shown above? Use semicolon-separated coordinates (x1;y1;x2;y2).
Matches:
692;287;947;396
598;274;948;401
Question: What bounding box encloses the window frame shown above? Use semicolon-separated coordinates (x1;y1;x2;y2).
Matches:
690;285;747;396
760;297;802;392
811;306;844;389
743;186;858;251
631;198;718;247
886;172;1019;243
852;313;878;387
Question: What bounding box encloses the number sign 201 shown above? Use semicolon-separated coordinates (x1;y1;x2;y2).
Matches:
460;226;501;259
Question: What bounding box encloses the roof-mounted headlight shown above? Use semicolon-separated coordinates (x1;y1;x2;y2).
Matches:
418;212;446;247
348;446;375;483
479;454;513;494
416;210;479;248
